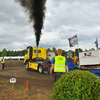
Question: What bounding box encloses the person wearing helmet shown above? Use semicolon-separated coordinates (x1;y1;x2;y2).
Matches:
50;48;69;83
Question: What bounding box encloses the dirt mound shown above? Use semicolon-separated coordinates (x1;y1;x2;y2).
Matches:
0;60;25;67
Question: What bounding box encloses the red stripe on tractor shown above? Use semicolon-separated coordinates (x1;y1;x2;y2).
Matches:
81;66;100;69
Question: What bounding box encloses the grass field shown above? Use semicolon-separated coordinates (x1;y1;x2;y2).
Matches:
0;78;52;100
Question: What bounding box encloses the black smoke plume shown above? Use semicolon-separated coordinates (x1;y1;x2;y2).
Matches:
15;0;46;47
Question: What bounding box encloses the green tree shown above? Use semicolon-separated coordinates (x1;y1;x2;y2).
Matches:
7;50;11;56
9;50;16;56
52;47;57;55
0;48;25;56
0;51;2;57
15;51;17;56
22;50;25;56
1;48;7;57
47;48;51;53
62;50;66;56
75;48;83;57
19;51;22;56
90;48;95;51
16;51;20;56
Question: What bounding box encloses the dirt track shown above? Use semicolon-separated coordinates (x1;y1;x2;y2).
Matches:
1;60;100;97
0;62;54;96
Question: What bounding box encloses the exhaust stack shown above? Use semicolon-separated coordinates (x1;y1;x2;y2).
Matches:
36;46;38;58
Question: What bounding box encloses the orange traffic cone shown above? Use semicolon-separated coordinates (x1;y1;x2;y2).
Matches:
1;65;2;69
26;81;29;90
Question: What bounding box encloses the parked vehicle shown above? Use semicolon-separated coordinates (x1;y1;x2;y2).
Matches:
66;50;100;75
78;50;100;75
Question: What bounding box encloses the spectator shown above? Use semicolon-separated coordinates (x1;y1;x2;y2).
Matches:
1;57;5;69
50;48;69;83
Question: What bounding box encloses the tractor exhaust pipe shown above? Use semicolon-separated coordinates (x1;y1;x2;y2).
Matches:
36;46;38;58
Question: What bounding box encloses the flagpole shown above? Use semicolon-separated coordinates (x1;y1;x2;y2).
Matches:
77;44;80;57
77;34;80;57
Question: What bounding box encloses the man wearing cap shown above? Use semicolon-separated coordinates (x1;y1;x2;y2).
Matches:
1;57;5;69
50;48;69;83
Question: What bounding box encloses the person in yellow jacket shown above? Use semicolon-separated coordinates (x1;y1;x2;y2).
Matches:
1;57;5;69
50;48;69;83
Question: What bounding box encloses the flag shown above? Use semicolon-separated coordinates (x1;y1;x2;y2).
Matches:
68;35;78;47
94;38;98;49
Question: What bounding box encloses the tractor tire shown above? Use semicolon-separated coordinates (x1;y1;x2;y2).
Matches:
25;62;30;71
38;65;43;74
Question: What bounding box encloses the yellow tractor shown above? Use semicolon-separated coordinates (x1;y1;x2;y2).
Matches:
66;50;79;66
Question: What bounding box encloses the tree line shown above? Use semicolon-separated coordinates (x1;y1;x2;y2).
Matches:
0;47;95;57
0;48;25;57
47;47;83;57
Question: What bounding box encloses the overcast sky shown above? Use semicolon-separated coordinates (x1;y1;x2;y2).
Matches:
0;0;100;51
